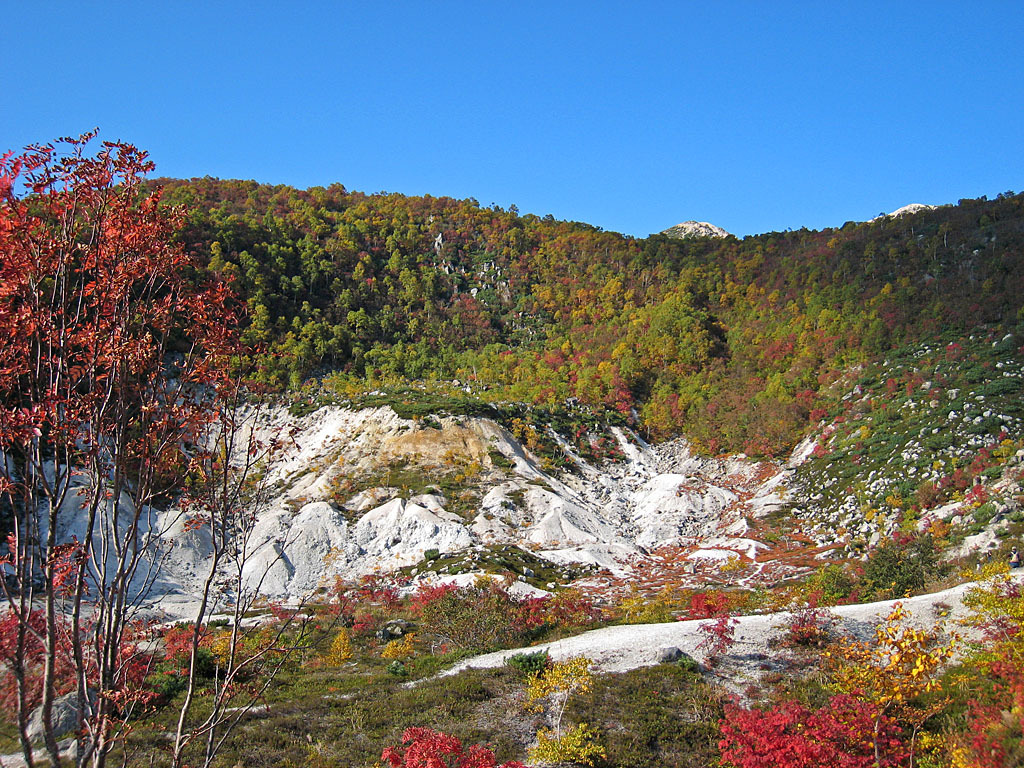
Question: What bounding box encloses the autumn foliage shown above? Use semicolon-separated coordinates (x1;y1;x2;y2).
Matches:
412;578;598;651
719;695;907;768
151;172;1024;455
524;656;606;766
719;603;960;767
0;610;75;715
382;727;525;768
952;576;1024;767
0;133;243;767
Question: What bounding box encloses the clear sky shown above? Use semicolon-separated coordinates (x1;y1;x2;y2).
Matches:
3;1;1022;237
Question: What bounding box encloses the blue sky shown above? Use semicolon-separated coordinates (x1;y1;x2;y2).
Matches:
3;2;1022;237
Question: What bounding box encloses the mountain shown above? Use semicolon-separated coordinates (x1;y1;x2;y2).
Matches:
157;179;1024;458
658;220;730;239
137;180;1024;612
8;164;1024;768
871;202;938;221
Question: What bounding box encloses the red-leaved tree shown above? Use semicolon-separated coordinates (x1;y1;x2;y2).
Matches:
0;133;242;768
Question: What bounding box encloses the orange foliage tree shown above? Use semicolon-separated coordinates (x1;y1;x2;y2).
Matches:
0;133;242;768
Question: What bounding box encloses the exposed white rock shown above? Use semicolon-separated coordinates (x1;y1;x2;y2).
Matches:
421;572;551;599
687;548;740;561
344;487;398;512
660;221;730;239
629;474;735;548
271;501;350;596
441;574;1024;686
43;403;811;614
349;497;473;572
872;203;936;221
537;545;636;577
947;526;1009;561
787;435;818;468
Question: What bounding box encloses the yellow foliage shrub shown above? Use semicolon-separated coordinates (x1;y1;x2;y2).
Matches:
324;627;353;665
614;586;678;624
826;603;955;731
884;493;904;509
524;656;600;764
719;555;746;574
959;558;1009;583
205;626;278;668
381;632;416;660
528;723;605;767
207;630;234;667
961;570;1024;669
525;655;594;712
924;517;950;543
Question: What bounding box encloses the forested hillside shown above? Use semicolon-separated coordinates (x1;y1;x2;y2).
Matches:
157;178;1024;455
4;136;1023;768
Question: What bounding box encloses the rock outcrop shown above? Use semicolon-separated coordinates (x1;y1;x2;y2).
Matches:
660;221;730;239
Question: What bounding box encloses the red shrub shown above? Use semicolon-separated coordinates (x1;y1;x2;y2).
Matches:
697;615;738;663
780;608;835;648
719;695;908;768
409;583;460;615
965;484;989;506
541;589;601;627
382;727;525;768
357;573;404;610
686;590;730;619
161;624;206;664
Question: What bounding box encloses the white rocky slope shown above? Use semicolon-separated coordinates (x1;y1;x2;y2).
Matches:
441;572;1024;692
46;394;1017;623
59;404;794;618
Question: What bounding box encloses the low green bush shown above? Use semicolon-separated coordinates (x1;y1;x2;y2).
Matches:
859;533;944;600
505;650;549;677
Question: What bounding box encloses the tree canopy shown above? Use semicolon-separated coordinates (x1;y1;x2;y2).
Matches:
155;176;1024;455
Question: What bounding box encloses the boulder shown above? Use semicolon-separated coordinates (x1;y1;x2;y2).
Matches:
657;646;685;663
376;619;412;642
26;690;93;743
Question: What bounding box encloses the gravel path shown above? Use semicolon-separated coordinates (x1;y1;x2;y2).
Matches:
440;574;1020;684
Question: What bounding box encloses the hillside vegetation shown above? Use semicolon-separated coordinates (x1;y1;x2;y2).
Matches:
157;178;1024;455
4;136;1023;768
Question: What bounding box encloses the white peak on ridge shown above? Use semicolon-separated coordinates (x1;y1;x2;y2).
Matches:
660;221;730;239
872;203;936;221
